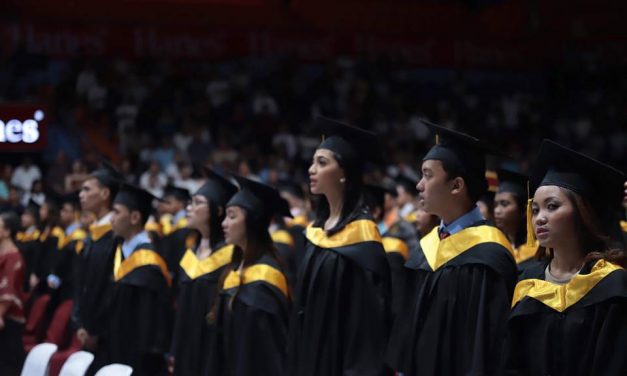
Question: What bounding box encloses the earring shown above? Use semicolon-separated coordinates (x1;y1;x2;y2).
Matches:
340;178;346;183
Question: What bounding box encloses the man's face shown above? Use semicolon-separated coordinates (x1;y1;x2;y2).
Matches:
416;159;453;217
80;178;108;213
111;204;132;238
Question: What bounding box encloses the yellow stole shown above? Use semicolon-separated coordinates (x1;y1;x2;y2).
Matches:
420;225;513;271
382;237;409;261
179;244;235;280
511;259;623;312
306;219;382;248
223;264;288;297
114;246;171;286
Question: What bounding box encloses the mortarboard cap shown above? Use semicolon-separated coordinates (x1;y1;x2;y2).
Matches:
163;185;191;203
497;168;527;199
278;180;305;200
525;139;625;246
195;167;238;206
89;159;125;194
315;115;381;166
113;183;160;224
421;120;503;199
227;175;292;225
530;140;624;209
395;175;418;197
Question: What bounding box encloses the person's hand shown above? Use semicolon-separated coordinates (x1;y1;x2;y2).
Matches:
83;335;98;352
167;355;175;374
29;274;39;289
77;328;89;344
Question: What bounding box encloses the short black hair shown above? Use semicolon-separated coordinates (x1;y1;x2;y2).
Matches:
440;159;485;204
0;211;21;241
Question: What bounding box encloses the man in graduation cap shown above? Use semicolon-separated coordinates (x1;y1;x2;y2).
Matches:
386;120;517;376
75;160;124;353
97;183;172;376
158;185;192;288
395;175;419;222
46;192;86;306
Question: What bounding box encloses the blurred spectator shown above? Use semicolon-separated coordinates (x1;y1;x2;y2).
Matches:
0;165;11;203
10;158;41;193
176;163;201;194
120;157;138;184
21;180;45;206
45;151;70;194
0;187;23;215
139;161;168;198
65;159;89;192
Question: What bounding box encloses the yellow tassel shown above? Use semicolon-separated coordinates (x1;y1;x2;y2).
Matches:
526;198;536;247
435;133;440;145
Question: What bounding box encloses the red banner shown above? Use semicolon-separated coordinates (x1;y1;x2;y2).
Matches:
1;22;626;67
0;104;48;152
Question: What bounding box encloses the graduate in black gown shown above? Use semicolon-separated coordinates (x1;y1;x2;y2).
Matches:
46;192;86;305
75;161;124;359
170;168;238;376
386;120;518;375
288;116;391;376
36;195;64;298
159;185;192;289
364;183;410;324
213;175;291;376
105;183;172;375
16;200;41;294
494;168;537;270
504;140;627;376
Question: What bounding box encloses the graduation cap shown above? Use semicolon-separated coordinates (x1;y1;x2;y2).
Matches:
421;120;503;198
89;159;125;194
24;199;41;217
315;115;381;166
526;139;625;245
497;168;527;200
113;183;160;224
395;175;418;197
363;183;390;212
195;167;238;206
227;175;292;225
278;180;305;200
59;191;81;210
163;185;191;203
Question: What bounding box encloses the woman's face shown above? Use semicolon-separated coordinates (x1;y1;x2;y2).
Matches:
21;212;35;229
186;195;210;232
39;203;49;222
531;186;577;249
494;191;520;236
222;206;247;248
308;149;344;196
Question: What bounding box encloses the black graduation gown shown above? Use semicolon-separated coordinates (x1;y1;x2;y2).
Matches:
73;222;116;337
271;228;297;291
217;254;290;376
36;226;64;292
286;215;308;277
106;241;173;376
49;226;86;302
386;221;518;375
16;228;42;293
170;242;234;376
288;212;392;376
159;216;192;291
504;259;627;376
381;236;410;324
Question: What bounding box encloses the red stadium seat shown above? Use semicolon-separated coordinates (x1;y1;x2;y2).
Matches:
48;334;83;376
23;294;52;352
45;300;74;347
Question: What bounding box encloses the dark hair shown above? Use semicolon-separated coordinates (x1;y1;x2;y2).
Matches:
440;159;485;204
208;201;226;250
312;151;366;235
0;211;21;241
42;199;61;229
497;190;527;248
535;187;625;266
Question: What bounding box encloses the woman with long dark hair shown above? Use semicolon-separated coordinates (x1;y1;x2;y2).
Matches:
212;175;291;376
0;211;26;374
505;140;627;375
494;168;536;269
170;168;238;376
288;116;391;376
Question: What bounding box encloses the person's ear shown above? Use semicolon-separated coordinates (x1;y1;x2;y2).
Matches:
450;177;465;195
130;211;142;226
